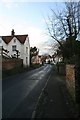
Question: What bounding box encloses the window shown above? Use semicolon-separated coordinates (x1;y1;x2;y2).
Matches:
14;39;16;43
26;47;28;54
12;45;16;51
26;57;28;64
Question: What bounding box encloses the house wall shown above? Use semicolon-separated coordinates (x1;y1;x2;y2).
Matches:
0;36;30;67
23;36;30;67
0;37;7;49
31;55;42;64
7;37;22;57
0;37;8;56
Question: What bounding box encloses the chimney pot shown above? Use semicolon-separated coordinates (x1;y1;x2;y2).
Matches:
11;29;15;36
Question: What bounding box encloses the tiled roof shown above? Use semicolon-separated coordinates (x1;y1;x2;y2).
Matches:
2;34;28;44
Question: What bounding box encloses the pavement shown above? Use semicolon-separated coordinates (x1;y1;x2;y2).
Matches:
32;66;79;119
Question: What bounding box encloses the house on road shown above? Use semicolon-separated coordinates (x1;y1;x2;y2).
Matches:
31;55;42;65
0;29;30;67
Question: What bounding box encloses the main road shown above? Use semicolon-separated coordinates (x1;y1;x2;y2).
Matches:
2;64;52;119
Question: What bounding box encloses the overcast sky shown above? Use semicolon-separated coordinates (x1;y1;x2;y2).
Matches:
0;1;65;55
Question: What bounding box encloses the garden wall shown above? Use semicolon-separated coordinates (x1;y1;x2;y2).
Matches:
66;64;75;101
2;58;23;70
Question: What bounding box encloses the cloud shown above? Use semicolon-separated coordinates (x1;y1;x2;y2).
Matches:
1;0;15;2
0;3;55;55
1;0;75;2
1;0;19;8
0;15;50;55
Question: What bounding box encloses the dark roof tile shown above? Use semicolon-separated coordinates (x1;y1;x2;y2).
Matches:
2;34;28;44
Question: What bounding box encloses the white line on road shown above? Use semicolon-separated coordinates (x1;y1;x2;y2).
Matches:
31;69;52;119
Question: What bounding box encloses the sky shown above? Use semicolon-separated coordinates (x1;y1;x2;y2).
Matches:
0;1;65;55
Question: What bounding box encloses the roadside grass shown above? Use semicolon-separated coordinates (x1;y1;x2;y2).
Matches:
2;64;43;79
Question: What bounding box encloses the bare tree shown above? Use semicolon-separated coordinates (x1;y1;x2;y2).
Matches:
45;2;80;61
30;46;39;65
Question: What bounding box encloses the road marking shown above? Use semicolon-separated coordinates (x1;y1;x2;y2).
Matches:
31;68;52;119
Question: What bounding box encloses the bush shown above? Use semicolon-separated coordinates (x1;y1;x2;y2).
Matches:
56;62;66;75
30;64;42;69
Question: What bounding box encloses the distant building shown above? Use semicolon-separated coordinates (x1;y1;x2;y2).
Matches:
54;55;63;63
45;55;53;64
31;55;42;64
0;29;30;67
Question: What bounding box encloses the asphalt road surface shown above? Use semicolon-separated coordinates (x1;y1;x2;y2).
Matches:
2;64;52;119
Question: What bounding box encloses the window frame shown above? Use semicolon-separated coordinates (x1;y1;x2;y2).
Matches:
12;45;17;51
26;47;28;54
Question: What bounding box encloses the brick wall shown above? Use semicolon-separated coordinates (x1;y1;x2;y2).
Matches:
2;58;23;70
66;64;75;101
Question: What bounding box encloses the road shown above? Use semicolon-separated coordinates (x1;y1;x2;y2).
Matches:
2;64;52;119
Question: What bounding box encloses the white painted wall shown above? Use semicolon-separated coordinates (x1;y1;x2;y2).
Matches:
0;37;2;47
0;37;8;56
0;36;30;67
23;36;30;67
7;37;21;57
0;37;7;49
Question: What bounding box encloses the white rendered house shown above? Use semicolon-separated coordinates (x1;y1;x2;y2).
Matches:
0;29;30;67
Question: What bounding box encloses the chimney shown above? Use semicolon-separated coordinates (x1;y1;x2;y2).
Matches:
11;29;15;36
